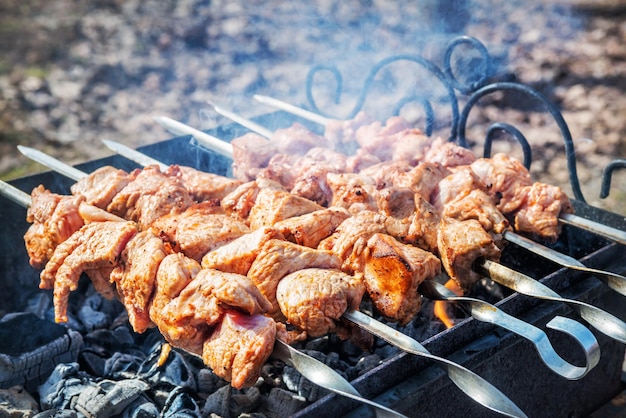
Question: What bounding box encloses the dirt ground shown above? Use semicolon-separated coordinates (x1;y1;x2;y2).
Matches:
0;0;624;214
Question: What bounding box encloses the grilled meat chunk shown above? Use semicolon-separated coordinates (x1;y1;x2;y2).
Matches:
424;137;476;167
152;202;250;262
40;220;137;323
326;172;378;215
247;187;324;230
201;227;285;275
231;132;276;182
150;253;203;353
361;233;441;325
108;165;194;229
248;240;343;316
174;165;243;202
70;166;131;209
273;207;350;248
394;162;451;202
24;186;85;269
203;312;276;389
109;229;167;333
221;178;285;222
324;111;376;153
437;217;501;293
277;268;365;337
513;182;574;242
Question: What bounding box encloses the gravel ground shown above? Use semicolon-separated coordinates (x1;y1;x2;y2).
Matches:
0;0;625;214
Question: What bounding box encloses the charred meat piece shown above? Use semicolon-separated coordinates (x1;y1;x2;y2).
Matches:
39;220;137;323
273;207;350;248
203;312;276;389
24;185;85;269
152;202;250;262
107;165;194;229
437;217;501;293
70;165;131;209
248;240;343;317
360;233;441;325
109;229;168;333
201;226;285;275
276;268;365;337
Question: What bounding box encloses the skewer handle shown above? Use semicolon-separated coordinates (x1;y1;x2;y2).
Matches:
0;180;32;208
153;116;234;159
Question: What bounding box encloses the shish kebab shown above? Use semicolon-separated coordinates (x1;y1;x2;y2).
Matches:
0;180;408;418
151;111;626;345
252;94;626;246
199;98;626;296
9;151;528;417
101;138;601;381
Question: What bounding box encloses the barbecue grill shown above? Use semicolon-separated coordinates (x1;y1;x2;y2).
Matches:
1;36;625;417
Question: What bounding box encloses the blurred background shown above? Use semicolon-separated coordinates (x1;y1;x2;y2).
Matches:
0;0;624;214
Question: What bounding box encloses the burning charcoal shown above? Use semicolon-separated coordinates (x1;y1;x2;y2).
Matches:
0;385;39;417
261;387;308;418
0;313;82;391
77;292;113;332
33;410;78;418
73;378;150;417
282;364;328;402
201;384;232;417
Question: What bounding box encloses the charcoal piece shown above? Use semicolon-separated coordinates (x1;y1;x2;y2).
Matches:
196;368;227;395
39;363;92;410
0;385;40;416
33;409;79;418
161;387;202;418
201;384;232;417
78;295;109;332
73;378;150;418
137;344;197;391
104;352;145;378
281;365;328;402
121;394;160;418
231;387;262;416
261;388;308;418
353;353;382;376
0;314;82;391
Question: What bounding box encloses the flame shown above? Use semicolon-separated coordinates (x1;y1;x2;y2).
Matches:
433;279;463;329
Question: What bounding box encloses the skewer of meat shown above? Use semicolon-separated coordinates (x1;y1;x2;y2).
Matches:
99;141;609;379
9;154;531;417
203;101;626;295
248;95;626;246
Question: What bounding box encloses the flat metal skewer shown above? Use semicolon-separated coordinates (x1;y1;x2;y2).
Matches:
105;138;602;381
478;259;626;345
153;116;234;159
6;151;407;418
254;95;626;246
101;139;527;417
419;279;599;380
206;100;274;139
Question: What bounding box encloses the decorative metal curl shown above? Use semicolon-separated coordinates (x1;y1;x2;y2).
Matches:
306;54;459;141
444;35;495;95
483;123;532;170
458;82;585;202
600;159;626;199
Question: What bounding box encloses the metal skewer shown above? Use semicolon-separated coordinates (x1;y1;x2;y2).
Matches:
478;259;626;345
105;137;603;380
419;279;599;380
252;95;626;246
153;116;234;159
16;146;527;418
